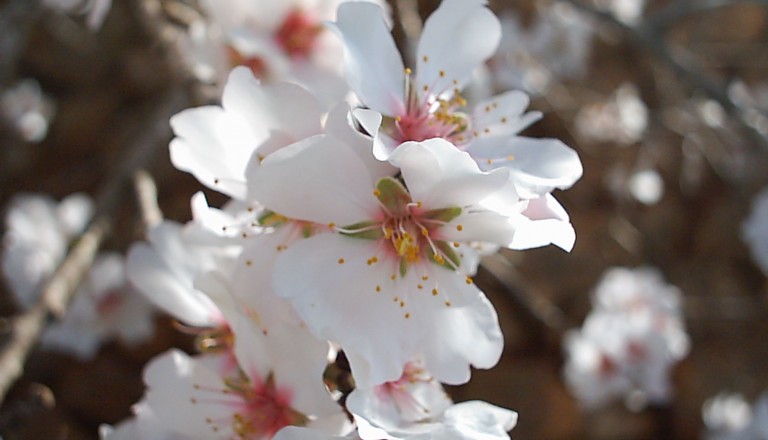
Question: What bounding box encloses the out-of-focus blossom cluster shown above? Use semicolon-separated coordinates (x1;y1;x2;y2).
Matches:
703;392;768;440
743;186;768;277
563;266;689;410
42;0;113;30
1;193;155;359
0;79;56;143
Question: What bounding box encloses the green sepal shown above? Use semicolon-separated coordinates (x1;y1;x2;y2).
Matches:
422;206;462;223
376;177;411;216
258;210;287;227
429;240;460;271
339;221;383;240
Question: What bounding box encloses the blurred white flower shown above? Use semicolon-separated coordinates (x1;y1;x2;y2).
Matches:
41;252;155;360
43;0;112;30
742;187;768;277
593;0;646;25
563;267;689;409
575;83;648;145
2;192;93;308
0;79;55;143
703;392;768;440
488;4;592;95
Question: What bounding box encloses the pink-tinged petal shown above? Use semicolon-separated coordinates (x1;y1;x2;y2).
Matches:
223;67;323;156
169;105;254;200
468;137;583;198
470;90;542;139
329;2;405;116
390;139;508;209
126;243;218;327
325;104;397;179
416;0;501;96
143;350;238;438
508;195;576;251
248;134;379;225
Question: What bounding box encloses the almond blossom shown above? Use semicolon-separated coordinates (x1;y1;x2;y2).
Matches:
563;267;689;409
142;299;344;439
347;361;517;440
41;252;155;359
247;134;556;387
331;0;582;237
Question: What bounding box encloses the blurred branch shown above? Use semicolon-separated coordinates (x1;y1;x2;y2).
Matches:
0;218;108;402
134;170;164;230
481;253;571;337
0;0;203;405
646;0;768;30
0;0;43;86
559;0;768;152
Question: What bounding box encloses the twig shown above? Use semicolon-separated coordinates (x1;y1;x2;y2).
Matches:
0;218;108;402
134;170;164;230
0;0;43;87
559;0;768;152
645;0;768;30
0;0;201;405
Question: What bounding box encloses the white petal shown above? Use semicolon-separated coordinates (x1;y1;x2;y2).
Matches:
468;137;583;198
329;2;405;116
247;134;380;225
352;108;399;162
508;195;576;251
223;67;324;156
169;106;253;200
325;104;397;179
471;90;541;138
390;139;509;209
143;350;238;438
273;233;503;387
416;0;501;96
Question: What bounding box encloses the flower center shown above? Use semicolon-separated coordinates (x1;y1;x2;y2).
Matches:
274;9;323;59
337;177;463;278
383;68;471;146
227;373;306;439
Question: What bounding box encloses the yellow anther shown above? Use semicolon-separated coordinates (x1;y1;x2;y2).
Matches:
328;222;336;228
338;258;345;264
417;284;423;289
501;117;508;123
405;313;411;319
433;253;445;264
245;260;253;266
395;115;402;122
439;70;445;77
421;227;429;237
405;67;412;75
422;275;429;281
373;188;382;197
432;288;438;296
384;227;393;239
375;285;381;292
465;276;473;285
507;154;515;161
445;300;452;307
456;224;463;231
422;55;429;62
453;242;460;248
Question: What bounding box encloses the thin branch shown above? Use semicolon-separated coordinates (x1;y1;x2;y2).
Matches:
0;0;202;406
645;0;768;30
134;169;164;230
0;218;108;401
559;0;768;152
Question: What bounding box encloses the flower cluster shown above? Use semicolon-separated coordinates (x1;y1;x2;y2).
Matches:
702;391;768;440
95;0;582;438
563;266;689;409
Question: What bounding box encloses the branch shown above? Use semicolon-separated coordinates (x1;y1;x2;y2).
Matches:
0;0;202;405
134;169;164;230
559;0;768;152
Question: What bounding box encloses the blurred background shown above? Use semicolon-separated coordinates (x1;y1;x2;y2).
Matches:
1;0;768;438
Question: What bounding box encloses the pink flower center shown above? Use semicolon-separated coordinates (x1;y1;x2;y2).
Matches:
228;373;304;439
274;9;323;59
384;69;471;146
